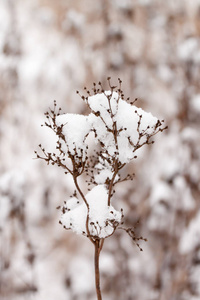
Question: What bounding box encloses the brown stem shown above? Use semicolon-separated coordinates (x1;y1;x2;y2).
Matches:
94;239;102;300
108;160;118;206
73;175;95;245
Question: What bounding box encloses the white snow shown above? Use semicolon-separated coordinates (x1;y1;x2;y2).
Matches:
94;168;114;184
54;91;159;168
56;113;91;160
88;91;158;164
57;91;161;238
60;185;122;238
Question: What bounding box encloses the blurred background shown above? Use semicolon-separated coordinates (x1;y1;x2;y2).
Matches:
0;0;200;299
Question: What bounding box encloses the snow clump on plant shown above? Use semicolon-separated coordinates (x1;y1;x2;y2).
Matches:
35;78;167;241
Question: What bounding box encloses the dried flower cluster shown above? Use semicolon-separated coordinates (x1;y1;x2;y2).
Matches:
35;78;167;299
35;78;166;240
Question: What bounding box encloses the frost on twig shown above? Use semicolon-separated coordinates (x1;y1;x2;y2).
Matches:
35;78;167;244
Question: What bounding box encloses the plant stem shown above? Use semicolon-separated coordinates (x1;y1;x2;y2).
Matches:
94;239;102;300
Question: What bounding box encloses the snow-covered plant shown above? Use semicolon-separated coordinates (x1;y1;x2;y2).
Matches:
35;78;167;300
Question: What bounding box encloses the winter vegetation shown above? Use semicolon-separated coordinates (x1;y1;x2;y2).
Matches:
35;79;167;298
1;0;200;300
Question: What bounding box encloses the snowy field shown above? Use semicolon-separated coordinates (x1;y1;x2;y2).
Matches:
0;0;200;299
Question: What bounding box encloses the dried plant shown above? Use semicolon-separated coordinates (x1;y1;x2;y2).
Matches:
35;78;167;299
